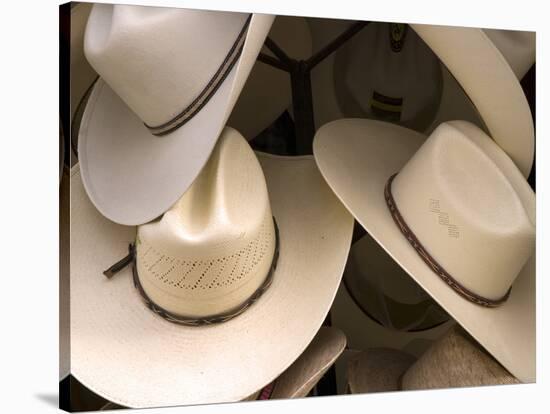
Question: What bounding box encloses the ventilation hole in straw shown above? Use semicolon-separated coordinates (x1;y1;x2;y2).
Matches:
137;218;274;290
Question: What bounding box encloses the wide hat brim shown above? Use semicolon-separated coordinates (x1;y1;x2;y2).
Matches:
70;152;353;408
78;15;274;226
313;119;535;383
411;25;534;178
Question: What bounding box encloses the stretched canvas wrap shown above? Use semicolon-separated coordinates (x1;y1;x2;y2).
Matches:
59;1;536;411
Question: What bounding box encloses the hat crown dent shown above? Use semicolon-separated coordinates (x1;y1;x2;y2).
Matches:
136;128;276;319
392;121;535;301
84;4;249;127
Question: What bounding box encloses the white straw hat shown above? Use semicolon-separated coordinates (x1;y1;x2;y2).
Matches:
70;127;353;408
412;24;535;177
79;4;274;225
314;119;535;382
347;325;519;393
245;326;347;400
228;16;312;139
71;326;346;410
310;19;534;177
70;13;311;155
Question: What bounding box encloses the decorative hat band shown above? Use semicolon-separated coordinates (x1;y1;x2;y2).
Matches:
144;14;252;136
384;173;511;308
103;218;280;326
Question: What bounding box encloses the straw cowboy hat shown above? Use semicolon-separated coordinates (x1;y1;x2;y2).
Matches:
70;12;311;161
311;19;534;176
70;127;353;408
78;4;274;225
227;16;312;139
64;327;346;410
314;119;535;382
347;325;519;393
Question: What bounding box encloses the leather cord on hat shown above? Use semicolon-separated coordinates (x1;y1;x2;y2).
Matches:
384;173;511;308
103;217;280;326
144;14;252;136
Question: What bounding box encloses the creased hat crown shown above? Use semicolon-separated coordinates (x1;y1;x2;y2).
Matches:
391;121;535;301
84;4;250;128
136;127;276;318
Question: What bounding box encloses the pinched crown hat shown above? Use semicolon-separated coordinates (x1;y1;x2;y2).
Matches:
79;4;274;225
314;119;535;382
70;127;353;408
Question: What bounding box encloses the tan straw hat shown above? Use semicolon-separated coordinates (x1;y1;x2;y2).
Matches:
70;127;353;408
228;16;312;139
347;325;519;393
314;119;535;382
79;4;274;225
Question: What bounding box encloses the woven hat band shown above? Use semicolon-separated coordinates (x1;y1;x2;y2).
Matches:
384;173;510;308
145;14;252;136
103;217;280;326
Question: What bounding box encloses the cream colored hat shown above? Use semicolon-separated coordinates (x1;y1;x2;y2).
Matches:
310;19;534;177
314;119;535;382
413;24;535;177
347;325;519;393
228;16;312;139
71;327;345;410
79;4;274;225
71;14;311;158
71;127;353;408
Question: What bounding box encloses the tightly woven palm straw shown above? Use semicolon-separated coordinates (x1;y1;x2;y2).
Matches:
402;326;519;390
314;119;535;382
79;5;274;225
71;128;353;408
71;15;311;155
347;325;519;394
96;327;346;410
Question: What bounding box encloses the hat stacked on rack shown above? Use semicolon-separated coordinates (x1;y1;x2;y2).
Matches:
347;325;519;393
70;124;353;407
314;119;535;382
65;326;347;410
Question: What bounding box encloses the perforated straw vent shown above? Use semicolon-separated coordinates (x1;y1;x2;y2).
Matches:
137;217;275;292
